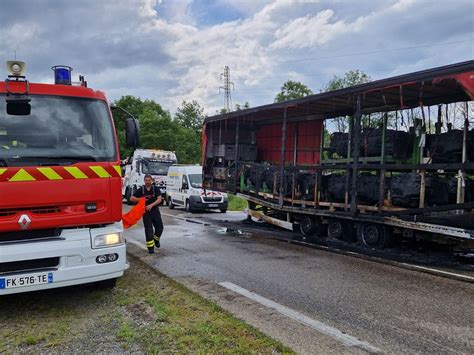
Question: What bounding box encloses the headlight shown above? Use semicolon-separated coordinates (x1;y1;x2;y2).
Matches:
93;232;123;248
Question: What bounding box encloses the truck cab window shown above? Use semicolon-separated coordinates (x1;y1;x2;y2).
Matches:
0;95;116;166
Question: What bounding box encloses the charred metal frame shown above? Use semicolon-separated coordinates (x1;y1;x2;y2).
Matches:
279;107;287;206
350;96;362;217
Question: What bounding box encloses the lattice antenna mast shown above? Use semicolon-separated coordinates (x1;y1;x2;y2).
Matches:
219;66;234;112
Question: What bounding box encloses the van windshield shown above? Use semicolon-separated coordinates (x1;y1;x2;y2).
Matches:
0;95;116;166
188;174;202;188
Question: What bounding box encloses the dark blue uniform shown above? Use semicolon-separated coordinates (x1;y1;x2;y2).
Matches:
133;185;164;253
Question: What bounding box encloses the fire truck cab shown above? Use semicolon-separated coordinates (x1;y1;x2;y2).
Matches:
0;61;139;295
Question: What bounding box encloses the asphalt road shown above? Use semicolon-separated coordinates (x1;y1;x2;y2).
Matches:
125;205;474;354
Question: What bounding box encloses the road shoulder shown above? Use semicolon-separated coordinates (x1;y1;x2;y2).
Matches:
128;242;371;354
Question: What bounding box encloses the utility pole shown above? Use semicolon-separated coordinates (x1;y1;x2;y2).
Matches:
219;66;234;112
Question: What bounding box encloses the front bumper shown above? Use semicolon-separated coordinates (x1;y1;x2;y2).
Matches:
0;222;128;295
189;196;228;210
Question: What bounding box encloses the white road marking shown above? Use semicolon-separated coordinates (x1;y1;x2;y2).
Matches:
399;263;474;282
219;281;382;354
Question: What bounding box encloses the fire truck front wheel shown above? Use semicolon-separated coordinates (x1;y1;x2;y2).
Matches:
93;277;117;290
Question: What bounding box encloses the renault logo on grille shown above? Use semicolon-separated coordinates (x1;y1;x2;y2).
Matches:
18;214;31;230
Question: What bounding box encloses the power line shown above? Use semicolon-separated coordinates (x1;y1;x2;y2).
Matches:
278;39;473;64
219;66;234;112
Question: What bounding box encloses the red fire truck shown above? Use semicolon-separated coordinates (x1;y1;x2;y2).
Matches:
0;61;139;295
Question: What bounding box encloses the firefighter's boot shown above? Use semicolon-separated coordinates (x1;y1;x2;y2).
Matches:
146;240;155;253
154;235;161;249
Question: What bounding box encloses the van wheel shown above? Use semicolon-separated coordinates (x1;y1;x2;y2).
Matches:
220;208;227;213
185;199;192;213
168;197;174;209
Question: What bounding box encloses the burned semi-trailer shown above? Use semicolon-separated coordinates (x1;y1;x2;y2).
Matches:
202;61;474;253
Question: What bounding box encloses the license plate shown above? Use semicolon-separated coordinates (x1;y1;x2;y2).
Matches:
209;204;218;208
0;272;53;289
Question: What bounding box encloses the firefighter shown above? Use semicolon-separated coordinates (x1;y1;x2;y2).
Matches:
130;174;164;253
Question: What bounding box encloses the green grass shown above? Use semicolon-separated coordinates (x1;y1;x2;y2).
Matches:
0;254;292;354
228;194;248;211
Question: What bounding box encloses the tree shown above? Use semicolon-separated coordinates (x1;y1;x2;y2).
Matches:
322;70;371;132
174;100;206;132
323;70;371;92
275;80;313;103
113;95;170;159
235;102;250;111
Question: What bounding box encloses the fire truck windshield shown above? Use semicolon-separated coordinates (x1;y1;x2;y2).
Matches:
141;160;172;175
0;95;116;165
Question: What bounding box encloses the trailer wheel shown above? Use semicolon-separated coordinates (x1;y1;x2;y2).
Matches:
328;220;355;242
299;216;326;240
357;223;393;249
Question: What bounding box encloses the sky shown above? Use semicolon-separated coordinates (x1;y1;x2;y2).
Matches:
0;0;472;115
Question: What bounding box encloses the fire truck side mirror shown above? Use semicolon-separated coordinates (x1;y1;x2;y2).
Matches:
6;99;31;115
125;117;140;148
110;104;140;148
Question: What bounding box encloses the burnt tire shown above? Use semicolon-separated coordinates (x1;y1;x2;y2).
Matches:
327;220;355;242
299;216;326;240
357;223;393;249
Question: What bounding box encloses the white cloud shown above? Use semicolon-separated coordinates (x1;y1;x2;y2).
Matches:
271;9;358;49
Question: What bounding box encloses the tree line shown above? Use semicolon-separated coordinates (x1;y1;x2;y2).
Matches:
113;70;370;163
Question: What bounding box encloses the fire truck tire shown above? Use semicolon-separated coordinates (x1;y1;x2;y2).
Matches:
299;216;326;240
125;187;132;205
168;197;175;209
126;186;138;205
357;223;393;249
94;278;117;290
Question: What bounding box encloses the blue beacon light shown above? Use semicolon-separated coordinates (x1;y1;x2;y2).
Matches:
52;65;73;85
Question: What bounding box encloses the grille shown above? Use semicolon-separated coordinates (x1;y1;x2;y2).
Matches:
203;196;222;202
0;257;60;274
0;229;61;243
0;206;61;217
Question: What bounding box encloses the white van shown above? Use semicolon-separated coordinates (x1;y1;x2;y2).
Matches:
166;165;228;213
